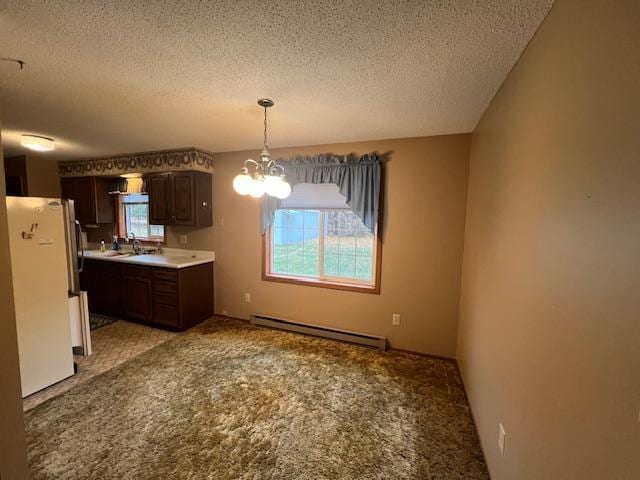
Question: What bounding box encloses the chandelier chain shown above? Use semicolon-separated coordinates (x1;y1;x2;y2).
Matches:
263;106;268;150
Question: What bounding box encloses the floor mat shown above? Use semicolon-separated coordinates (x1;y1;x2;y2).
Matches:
89;313;117;330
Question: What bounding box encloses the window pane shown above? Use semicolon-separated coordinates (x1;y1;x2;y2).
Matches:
125;204;149;238
338;254;356;278
355;230;374;257
149;224;164;238
287;210;304;228
302;228;319;276
322;210;373;283
303;210;320;228
324;210;340;232
323;253;339;277
272;227;287;273
121;193;148;204
274;210;285;228
286;229;305;275
323;233;340;257
271;210;321;278
270;208;374;285
339;236;356;255
355;256;373;281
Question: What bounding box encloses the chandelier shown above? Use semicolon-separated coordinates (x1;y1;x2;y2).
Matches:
233;99;291;199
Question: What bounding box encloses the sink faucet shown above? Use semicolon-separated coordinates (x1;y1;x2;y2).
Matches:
129;233;142;255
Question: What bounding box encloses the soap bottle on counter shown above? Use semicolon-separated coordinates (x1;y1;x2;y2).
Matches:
100;240;106;252
112;235;120;251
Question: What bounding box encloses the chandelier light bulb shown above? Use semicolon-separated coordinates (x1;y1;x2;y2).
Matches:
233;173;253;195
264;175;283;197
274;180;292;199
248;178;266;198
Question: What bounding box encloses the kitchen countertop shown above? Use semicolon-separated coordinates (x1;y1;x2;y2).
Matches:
83;247;215;269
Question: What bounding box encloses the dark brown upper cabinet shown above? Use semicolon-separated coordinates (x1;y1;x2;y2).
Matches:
60;176;115;225
146;171;212;227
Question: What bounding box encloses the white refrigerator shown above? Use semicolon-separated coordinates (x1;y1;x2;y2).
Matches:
6;196;91;397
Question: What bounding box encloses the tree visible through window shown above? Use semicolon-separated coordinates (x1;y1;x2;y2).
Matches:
270;209;376;285
121;194;164;240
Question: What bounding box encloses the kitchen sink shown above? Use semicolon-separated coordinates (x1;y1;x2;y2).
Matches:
102;251;134;257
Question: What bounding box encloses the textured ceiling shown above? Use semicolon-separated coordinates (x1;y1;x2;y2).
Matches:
0;0;553;160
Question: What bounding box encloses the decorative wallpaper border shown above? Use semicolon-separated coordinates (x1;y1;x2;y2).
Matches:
58;148;214;177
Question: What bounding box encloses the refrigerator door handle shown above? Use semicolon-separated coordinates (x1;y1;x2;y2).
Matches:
76;220;85;273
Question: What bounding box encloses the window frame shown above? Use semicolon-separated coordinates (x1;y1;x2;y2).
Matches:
116;195;166;244
262;208;382;294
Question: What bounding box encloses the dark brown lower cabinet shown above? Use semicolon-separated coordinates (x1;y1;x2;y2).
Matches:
122;265;153;323
80;259;213;331
80;260;122;316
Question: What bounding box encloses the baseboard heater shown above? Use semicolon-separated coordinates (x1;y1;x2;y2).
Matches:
250;314;387;351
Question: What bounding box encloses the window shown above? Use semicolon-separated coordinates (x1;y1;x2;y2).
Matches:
119;194;164;241
265;208;379;292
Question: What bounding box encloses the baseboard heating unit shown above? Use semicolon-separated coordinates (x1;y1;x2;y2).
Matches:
250;314;387;351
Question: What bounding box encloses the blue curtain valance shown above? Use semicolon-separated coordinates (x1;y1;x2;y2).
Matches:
261;153;381;234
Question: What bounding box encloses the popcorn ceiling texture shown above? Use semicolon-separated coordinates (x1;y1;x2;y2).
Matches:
25;318;489;479
0;0;553;160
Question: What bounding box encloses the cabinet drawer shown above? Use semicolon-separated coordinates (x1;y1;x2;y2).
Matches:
123;264;151;278
153;303;179;328
153;291;178;306
153;280;177;294
152;268;177;283
100;262;121;275
82;259;101;272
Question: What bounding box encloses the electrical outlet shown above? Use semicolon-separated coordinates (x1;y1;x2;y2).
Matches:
392;313;401;326
498;423;506;455
220;217;225;227
244;293;251;303
179;234;188;245
222;310;228;316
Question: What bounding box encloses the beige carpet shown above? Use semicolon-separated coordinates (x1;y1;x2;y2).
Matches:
25;318;488;479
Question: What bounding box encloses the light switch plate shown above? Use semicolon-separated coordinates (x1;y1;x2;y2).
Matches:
498;423;506;455
179;234;188;244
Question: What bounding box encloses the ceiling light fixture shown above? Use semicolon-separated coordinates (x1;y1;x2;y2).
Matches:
233;99;291;199
21;134;55;152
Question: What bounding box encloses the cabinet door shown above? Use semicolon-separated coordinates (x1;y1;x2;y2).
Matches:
148;175;171;224
123;276;153;322
94;177;115;224
61;178;75;200
80;262;101;312
60;177;114;225
61;177;97;225
73;177;97;225
172;173;195;225
101;272;123;316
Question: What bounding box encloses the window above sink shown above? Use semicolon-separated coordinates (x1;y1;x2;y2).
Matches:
118;194;165;242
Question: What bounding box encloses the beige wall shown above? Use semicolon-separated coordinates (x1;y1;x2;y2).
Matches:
168;134;470;357
457;0;640;478
0;117;30;478
26;156;61;197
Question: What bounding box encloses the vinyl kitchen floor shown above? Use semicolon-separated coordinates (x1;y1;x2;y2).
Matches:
23;320;177;411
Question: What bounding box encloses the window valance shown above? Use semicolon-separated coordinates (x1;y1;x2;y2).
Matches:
261;153;381;234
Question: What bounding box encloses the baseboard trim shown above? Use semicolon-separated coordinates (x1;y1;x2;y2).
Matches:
389;347;456;362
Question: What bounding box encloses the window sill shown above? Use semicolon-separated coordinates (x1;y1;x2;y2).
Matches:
262;273;380;294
